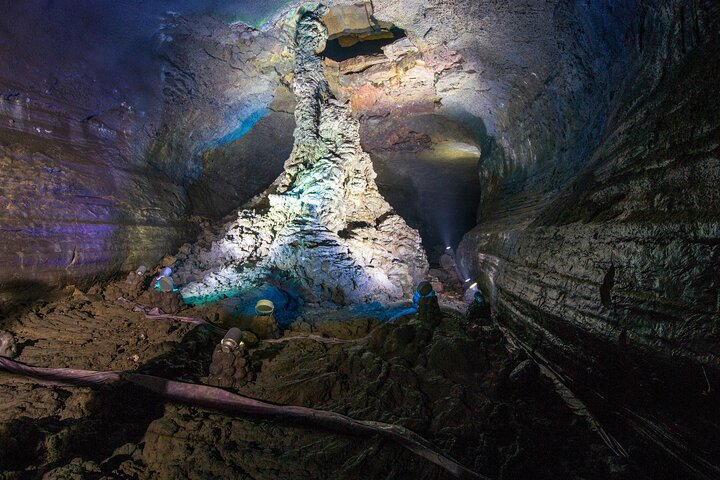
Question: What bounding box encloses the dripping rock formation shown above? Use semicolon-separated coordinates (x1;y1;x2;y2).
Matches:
176;10;427;305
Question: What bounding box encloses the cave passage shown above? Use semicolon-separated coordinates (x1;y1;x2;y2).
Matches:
375;154;482;254
0;1;718;479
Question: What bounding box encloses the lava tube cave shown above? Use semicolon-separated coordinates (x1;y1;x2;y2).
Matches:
0;1;719;479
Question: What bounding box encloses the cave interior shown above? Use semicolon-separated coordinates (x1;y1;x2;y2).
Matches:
0;1;719;479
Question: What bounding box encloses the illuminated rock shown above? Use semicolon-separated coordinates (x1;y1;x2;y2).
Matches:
321;3;394;45
177;9;427;305
0;331;17;359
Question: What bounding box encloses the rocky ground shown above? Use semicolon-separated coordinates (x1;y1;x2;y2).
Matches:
0;273;637;480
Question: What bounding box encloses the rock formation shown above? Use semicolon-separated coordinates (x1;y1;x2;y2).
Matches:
176;9;427;305
0;1;719;477
321;7;483;251
0;6;292;302
0;283;635;479
0;331;17;359
149;14;296;215
206;343;256;389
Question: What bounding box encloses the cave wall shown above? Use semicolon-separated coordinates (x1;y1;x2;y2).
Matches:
0;129;190;302
146;13;296;208
369;0;637;220
322;0;643;253
454;0;720;374
349;0;719;370
0;2;189;299
0;3;297;298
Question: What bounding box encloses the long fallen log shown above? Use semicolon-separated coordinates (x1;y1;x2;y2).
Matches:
0;356;486;480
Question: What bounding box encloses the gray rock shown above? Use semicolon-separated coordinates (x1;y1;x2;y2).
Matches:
0;331;18;359
509;359;538;386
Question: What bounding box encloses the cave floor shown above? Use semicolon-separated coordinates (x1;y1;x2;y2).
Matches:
0;281;640;480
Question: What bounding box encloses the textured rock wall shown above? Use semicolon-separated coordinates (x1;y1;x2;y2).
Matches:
454;5;720;473
0;83;190;302
457;0;720;371
0;5;296;297
147;14;296;204
321;0;638;252
368;0;636;223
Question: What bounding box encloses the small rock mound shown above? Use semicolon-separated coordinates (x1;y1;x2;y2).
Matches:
0;331;18;359
206;344;256;389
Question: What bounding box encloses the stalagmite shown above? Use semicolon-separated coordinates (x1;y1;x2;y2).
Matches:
176;9;427;305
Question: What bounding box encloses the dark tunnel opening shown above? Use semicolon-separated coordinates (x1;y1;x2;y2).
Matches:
374;156;482;257
322;27;406;61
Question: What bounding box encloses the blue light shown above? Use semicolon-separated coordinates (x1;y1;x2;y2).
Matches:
208;107;269;149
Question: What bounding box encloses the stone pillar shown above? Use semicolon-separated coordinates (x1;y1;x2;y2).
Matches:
206;344;254;389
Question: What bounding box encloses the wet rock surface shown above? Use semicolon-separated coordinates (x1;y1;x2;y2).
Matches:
0;277;636;479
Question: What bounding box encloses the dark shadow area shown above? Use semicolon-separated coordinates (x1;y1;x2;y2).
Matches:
374;155;481;254
0;280;57;328
0;322;219;478
444;110;506;224
362;112;487;256
501;311;720;480
323;27;406;62
187;110;295;218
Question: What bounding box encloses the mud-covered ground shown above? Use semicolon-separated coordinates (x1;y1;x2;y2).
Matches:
0;275;639;480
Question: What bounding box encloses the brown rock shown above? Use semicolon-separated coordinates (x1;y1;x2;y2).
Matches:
141;290;184;315
247;314;279;340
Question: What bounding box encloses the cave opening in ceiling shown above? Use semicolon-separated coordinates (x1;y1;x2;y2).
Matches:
322;26;406;61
